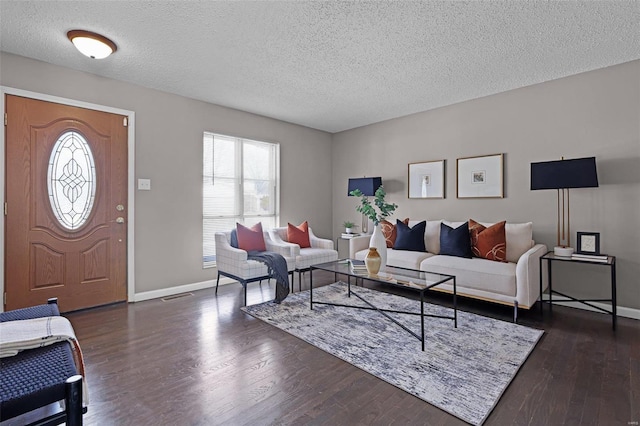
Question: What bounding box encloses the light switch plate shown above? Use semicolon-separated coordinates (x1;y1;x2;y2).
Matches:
138;178;151;190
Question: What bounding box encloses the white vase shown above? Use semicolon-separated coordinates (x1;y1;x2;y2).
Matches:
369;224;387;271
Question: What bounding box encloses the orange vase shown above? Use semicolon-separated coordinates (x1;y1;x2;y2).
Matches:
365;247;382;275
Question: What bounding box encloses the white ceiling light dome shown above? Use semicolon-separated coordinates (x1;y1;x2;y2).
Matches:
67;30;117;59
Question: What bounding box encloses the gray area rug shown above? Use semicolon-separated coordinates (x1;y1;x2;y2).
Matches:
241;282;543;425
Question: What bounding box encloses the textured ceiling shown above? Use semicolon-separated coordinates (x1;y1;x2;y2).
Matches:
1;1;639;133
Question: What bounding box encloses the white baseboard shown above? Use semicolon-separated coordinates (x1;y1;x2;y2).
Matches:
542;294;640;321
133;280;639;321
133;277;236;302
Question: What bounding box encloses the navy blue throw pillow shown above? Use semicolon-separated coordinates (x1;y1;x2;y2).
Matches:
230;229;239;248
440;222;472;258
394;220;426;252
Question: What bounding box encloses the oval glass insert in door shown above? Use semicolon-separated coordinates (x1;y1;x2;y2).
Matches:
47;131;97;230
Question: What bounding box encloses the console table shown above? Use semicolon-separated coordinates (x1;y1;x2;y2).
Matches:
539;252;617;330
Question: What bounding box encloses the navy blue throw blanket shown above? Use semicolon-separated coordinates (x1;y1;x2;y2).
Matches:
247;251;290;303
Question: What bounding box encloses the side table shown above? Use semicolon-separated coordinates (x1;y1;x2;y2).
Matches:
336;235;360;258
539;251;617;330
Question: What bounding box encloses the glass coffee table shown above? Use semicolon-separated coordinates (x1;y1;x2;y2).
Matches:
309;260;457;351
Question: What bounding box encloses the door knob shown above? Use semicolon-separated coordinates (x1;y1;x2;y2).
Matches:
115;217;125;224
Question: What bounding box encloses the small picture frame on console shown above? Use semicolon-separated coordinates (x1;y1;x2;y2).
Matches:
576;232;600;255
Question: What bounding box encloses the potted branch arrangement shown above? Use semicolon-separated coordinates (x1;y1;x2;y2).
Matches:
349;186;397;272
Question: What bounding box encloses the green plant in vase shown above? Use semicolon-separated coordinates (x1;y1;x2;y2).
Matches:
342;220;358;234
349;186;397;226
349;185;397;272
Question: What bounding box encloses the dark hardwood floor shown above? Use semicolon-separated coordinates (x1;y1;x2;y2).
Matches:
20;272;640;425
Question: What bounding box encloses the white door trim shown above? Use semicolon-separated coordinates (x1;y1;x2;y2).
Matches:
0;86;136;310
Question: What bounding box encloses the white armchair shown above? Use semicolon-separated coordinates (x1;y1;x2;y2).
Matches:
214;231;296;306
268;227;338;291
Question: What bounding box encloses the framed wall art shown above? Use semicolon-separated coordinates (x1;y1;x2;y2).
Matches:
408;160;445;199
456;153;504;198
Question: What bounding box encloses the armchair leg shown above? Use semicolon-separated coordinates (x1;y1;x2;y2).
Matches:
215;272;221;295
513;300;519;323
298;271;303;292
289;271;294;292
244;282;247;307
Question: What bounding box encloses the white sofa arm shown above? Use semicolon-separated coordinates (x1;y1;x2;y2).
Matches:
214;233;248;262
265;239;297;258
309;228;334;250
515;243;548;308
349;235;371;258
267;230;300;256
265;234;298;257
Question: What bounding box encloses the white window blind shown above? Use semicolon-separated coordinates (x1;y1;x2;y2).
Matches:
203;132;279;267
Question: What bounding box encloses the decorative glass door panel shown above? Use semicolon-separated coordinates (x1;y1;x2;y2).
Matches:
47;131;97;230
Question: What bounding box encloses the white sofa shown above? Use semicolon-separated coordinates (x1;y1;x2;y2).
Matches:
349;220;548;321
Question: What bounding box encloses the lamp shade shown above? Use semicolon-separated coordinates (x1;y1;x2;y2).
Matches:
348;177;382;196
531;157;598;190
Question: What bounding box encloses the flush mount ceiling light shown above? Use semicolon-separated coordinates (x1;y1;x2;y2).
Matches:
67;30;117;59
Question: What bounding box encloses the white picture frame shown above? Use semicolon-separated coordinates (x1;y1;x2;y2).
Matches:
456;153;504;198
408;160;445;199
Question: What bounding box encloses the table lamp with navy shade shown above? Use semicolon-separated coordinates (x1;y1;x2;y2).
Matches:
530;157;599;256
348;177;382;234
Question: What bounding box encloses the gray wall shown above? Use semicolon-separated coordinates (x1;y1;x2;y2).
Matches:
332;60;640;311
0;52;333;294
2;52;638;311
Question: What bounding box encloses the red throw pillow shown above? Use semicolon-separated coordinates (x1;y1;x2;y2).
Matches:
469;219;506;262
236;222;266;252
380;218;409;248
287;221;311;248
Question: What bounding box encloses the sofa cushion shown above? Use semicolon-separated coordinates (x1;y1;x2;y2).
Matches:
439;222;472;258
354;248;434;270
469;219;507;262
410;219;443;254
287;221;311;248
236;222;266;252
394;220;426;251
504;222;533;263
296;247;339;270
451;220;533;262
380;218;409;248
425;220;442;254
421;255;517;297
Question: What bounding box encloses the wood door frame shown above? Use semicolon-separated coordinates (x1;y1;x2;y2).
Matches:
0;87;136;311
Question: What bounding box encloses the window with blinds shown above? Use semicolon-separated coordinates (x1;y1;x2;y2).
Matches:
203;132;280;268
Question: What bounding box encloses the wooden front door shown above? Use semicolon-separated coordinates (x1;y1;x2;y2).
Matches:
4;95;128;312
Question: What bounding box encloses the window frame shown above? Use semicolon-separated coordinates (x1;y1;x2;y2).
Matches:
203;132;280;268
